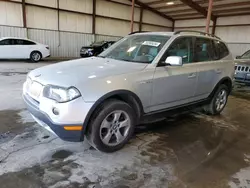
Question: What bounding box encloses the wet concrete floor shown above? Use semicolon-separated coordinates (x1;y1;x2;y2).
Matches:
1;92;250;188
1;62;250;187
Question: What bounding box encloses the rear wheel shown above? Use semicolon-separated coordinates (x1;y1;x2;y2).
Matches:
204;84;229;115
30;51;42;62
86;99;135;153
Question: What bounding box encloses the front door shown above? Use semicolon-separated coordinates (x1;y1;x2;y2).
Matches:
150;37;198;112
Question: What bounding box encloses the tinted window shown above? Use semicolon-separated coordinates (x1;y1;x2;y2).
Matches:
0;39;13;45
162;37;194;64
14;39;35;45
213;40;229;59
194;37;214;62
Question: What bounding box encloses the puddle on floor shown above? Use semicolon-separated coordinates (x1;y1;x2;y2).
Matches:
0;110;34;143
52;150;73;160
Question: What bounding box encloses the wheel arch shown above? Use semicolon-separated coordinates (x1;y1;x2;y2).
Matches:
81;90;144;137
209;77;233;99
30;50;43;59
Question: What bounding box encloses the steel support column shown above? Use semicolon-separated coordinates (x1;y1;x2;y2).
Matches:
22;0;26;28
130;0;135;33
92;0;96;35
139;7;143;31
206;0;213;33
212;17;217;35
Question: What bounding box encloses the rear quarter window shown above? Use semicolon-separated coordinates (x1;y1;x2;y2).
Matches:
213;40;229;59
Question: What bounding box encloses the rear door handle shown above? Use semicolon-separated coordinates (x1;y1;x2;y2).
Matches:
188;73;196;78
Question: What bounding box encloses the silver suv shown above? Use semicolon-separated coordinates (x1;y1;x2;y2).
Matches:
23;31;234;152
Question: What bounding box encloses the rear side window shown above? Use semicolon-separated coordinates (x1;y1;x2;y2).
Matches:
194;37;214;62
14;39;36;45
213;40;229;59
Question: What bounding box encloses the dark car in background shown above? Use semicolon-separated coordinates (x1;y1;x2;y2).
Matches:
80;41;116;58
235;50;250;84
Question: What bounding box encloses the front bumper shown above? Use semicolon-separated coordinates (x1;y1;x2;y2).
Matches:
23;94;93;142
235;72;250;84
235;77;250;84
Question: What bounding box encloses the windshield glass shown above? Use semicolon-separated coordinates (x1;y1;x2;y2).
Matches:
100;35;170;63
241;50;250;59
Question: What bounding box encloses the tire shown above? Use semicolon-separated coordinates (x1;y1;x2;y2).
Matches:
30;51;42;62
86;99;136;153
204;84;229;115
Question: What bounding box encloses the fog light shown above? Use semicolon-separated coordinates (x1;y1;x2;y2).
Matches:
52;107;59;115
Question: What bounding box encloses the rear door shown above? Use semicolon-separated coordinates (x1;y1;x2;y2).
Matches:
0;39;14;59
13;39;36;59
194;38;228;100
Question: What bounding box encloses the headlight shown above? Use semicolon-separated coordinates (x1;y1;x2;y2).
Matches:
43;85;81;103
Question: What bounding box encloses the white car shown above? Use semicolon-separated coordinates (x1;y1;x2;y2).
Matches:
0;37;50;62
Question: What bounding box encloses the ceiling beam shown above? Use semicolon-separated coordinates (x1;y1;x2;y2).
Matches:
179;0;216;21
148;0;224;9
163;1;250;15
217;12;250;17
128;0;174;21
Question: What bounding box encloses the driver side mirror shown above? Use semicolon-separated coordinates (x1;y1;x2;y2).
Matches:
164;56;183;66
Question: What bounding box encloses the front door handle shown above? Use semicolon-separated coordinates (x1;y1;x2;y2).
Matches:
188;73;196;78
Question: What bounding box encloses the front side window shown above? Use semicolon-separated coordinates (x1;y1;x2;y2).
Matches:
101;35;170;64
194;37;214;62
162;37;194;64
0;39;12;45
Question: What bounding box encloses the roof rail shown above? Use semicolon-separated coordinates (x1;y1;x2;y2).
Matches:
129;31;149;35
174;30;221;39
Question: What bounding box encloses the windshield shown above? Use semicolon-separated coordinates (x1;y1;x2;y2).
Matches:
241;50;250;59
100;35;170;63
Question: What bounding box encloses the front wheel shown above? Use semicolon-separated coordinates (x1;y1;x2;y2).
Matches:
204;84;229;115
86;100;136;153
30;51;42;62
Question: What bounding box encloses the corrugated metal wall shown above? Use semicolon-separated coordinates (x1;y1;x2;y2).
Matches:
59;31;94;57
95;34;121;42
27;28;60;56
227;43;250;58
0;0;174;58
0;25;27;38
28;29;94;57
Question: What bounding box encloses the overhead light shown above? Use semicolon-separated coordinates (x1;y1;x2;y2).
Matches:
167;2;174;5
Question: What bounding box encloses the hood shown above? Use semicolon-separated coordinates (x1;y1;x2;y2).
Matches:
28;57;147;87
235;59;250;65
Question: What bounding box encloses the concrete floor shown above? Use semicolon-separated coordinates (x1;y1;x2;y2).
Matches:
1;61;250;188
